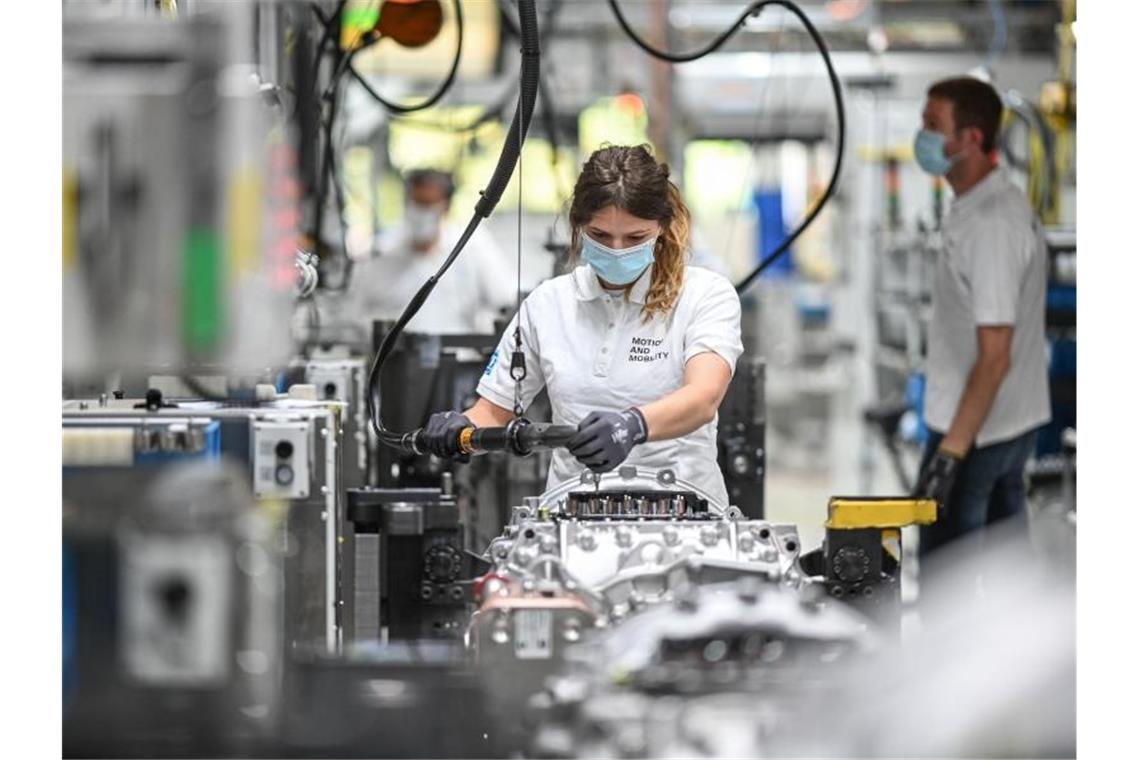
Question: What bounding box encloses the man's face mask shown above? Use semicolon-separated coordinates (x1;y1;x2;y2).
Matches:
406;203;444;245
913;129;968;176
580;233;658;286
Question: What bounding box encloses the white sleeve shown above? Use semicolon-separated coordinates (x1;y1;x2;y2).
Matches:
475;297;546;413
965;221;1027;326
683;274;744;376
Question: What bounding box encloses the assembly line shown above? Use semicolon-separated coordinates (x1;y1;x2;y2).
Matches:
60;1;1076;757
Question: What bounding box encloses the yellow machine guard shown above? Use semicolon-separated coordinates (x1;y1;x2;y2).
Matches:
826;497;937;530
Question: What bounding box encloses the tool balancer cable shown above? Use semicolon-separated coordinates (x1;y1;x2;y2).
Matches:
366;0;541;451
606;0;847;295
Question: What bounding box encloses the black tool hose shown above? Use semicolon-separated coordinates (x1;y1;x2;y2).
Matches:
474;11;541;217
606;0;846;295
367;0;540;451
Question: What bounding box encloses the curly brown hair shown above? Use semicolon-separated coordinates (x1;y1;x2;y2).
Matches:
568;144;691;321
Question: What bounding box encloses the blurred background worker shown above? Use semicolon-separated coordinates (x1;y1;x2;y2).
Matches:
911;77;1051;556
346;169;516;334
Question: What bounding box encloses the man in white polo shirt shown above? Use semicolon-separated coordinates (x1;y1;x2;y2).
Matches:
911;77;1051;555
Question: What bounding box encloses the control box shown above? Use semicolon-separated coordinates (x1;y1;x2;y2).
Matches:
306;363;353;403
251;420;312;499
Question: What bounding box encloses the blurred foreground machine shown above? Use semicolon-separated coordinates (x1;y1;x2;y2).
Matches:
62;393;363;757
61;393;947;759
63;397;350;657
62;5;296;382
62;454;282;757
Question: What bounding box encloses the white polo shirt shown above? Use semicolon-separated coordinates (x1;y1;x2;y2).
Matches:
477;263;744;506
925;168;1051;446
345;223;515;334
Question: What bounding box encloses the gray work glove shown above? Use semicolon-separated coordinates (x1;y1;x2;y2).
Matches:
913;448;963;509
567;408;648;473
422;411;472;462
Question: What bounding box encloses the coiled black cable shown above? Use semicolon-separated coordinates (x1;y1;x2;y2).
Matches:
606;0;846;295
347;0;464;114
367;0;541;449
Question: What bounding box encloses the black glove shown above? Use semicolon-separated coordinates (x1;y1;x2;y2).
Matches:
913;448;963;508
567;408;648;473
422;411;472;461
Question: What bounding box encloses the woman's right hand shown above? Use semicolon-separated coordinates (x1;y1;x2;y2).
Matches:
422;411;473;461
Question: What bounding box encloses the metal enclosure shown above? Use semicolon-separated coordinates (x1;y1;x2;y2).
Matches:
300;357;371;488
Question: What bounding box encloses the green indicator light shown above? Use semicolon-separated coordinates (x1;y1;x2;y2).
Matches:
183;228;223;355
344;7;380;32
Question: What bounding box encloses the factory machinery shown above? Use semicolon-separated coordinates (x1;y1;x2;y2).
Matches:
62;386;934;756
59;1;1019;757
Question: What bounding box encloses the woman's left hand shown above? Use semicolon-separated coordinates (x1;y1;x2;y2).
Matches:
567;408;648;473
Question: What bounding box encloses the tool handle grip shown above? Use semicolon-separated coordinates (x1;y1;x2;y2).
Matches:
514;423;576;455
403;419;577;457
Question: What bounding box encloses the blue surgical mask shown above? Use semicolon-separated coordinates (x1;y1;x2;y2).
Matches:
913;129;963;176
580;233;658;286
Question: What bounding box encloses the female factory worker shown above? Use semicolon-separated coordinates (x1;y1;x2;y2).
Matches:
422;144;743;506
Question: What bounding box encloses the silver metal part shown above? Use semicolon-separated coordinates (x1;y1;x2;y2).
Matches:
482;472;805;629
301;357;369;487
514;609;554;660
543;467;725;514
133;421;209;454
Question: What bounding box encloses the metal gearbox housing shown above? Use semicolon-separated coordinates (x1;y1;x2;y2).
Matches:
473;469;807;668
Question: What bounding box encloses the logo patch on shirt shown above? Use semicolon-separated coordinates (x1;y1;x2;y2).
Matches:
483;349;500;376
628;336;669;363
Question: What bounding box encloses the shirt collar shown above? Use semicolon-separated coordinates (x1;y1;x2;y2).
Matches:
572;264;654;305
950;166;1007;216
